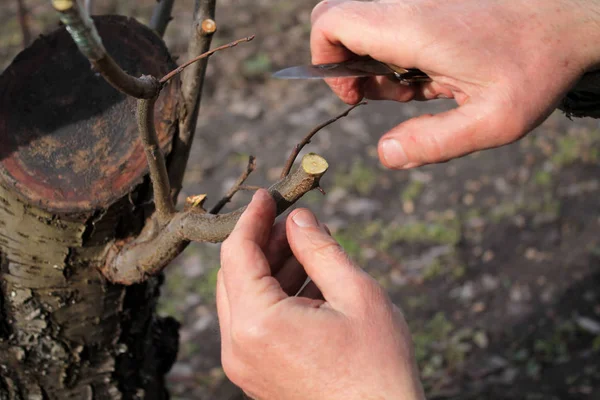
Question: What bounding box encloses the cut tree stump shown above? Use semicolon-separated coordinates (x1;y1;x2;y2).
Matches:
0;16;181;399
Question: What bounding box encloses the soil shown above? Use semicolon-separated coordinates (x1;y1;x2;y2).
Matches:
2;1;599;399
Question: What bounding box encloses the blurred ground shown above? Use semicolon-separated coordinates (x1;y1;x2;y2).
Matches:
2;1;600;399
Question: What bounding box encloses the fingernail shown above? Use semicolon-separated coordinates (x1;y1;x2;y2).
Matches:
381;139;408;168
252;189;269;202
292;209;317;228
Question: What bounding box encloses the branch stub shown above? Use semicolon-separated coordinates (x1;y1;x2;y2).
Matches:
201;19;217;35
302;153;329;175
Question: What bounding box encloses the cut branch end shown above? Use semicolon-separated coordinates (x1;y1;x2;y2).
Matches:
52;0;74;11
281;102;366;178
201;19;217;35
302;153;329;176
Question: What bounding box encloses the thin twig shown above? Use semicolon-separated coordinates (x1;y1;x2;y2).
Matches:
167;0;218;202
102;154;329;285
280;102;367;178
16;0;32;48
210;156;256;214
149;0;175;38
239;185;262;191
137;94;176;224
52;0;160;99
159;35;254;84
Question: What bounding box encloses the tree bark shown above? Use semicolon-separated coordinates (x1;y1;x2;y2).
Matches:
0;16;180;399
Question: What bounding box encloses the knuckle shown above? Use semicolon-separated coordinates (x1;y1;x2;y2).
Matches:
406;114;445;163
230;317;270;348
311;0;328;24
311;0;353;24
353;275;390;314
312;236;348;260
423;128;444;163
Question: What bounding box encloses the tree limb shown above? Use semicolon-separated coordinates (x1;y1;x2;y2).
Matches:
137;37;253;222
84;0;93;14
54;0;253;225
16;0;32;48
167;0;218;202
101;154;329;285
149;0;175;37
52;0;160;98
137;94;176;224
280;102;367;178
209;156;256;214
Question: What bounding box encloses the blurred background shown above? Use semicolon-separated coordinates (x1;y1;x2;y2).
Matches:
2;1;600;399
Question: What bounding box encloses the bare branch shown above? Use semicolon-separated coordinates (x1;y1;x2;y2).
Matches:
149;0;175;37
16;0;32;48
101;154;329;285
137;94;176;224
167;0;218;202
281;102;366;179
239;185;262;191
84;0;93;14
51;0;160;99
159;35;254;84
210;156;256;214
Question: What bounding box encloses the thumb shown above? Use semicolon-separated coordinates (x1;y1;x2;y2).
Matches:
377;97;527;169
286;209;366;312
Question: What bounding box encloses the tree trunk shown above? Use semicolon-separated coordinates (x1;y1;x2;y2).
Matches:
0;16;181;399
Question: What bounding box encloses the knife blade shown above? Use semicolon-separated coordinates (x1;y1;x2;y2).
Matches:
272;58;431;85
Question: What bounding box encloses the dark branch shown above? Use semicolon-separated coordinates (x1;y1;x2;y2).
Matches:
137;93;176;224
167;0;218;202
16;0;32;48
280;102;367;178
149;0;175;37
52;0;160;99
101;154;329;285
210;156;256;214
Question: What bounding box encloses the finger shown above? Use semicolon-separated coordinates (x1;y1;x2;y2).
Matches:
229;189;276;249
311;1;422;104
321;76;368;105
363;76;418;102
264;218;292;275
311;0;353;24
286;208;367;312
221;190;287;314
363;76;455;102
274;257;308;296
377;95;525;169
311;1;420;65
311;1;369;104
297;279;324;301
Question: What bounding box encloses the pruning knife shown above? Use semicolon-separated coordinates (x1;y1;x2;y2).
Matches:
272;57;431;85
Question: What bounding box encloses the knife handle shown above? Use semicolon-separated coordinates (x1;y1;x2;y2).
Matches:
384;63;432;86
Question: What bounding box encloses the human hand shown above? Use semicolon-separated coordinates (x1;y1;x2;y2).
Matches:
217;190;425;400
311;0;600;169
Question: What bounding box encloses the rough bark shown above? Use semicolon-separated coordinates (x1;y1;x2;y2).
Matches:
0;16;180;399
0;184;178;399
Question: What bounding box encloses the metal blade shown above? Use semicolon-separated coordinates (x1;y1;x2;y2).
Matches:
272;60;395;80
